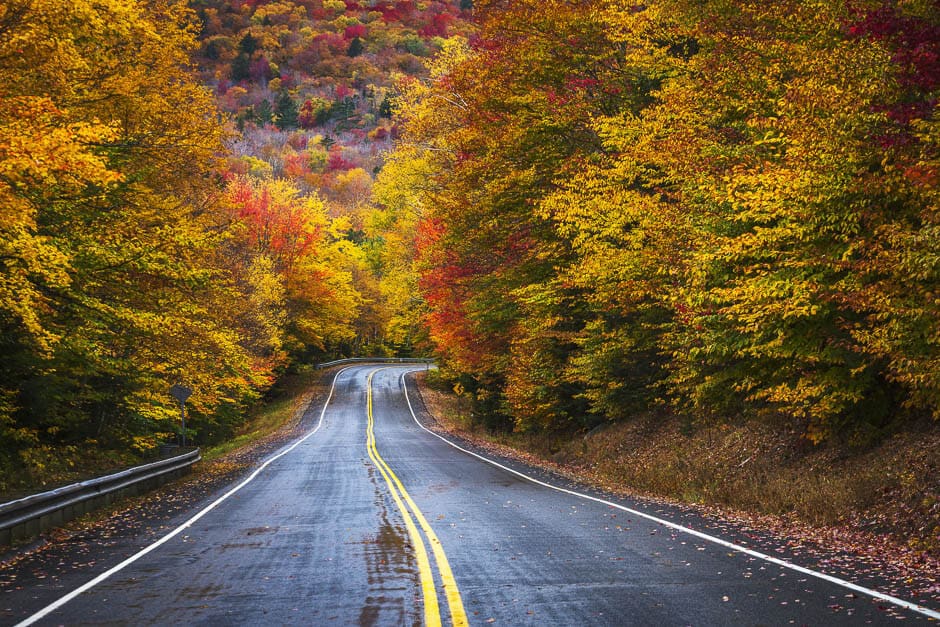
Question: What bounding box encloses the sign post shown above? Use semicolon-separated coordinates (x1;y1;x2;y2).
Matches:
169;384;193;448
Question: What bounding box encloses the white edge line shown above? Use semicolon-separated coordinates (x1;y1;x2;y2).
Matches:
16;366;352;627
398;370;940;621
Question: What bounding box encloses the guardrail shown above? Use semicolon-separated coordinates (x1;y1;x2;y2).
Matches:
0;448;200;548
315;357;435;369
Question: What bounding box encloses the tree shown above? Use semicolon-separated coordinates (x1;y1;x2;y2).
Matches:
392;6;625;431
379;94;394;118
238;32;259;55
224;177;360;352
274;90;299;129
231;53;251;81
299;97;332;128
255;99;274;125
0;0;272;479
347;36;365;57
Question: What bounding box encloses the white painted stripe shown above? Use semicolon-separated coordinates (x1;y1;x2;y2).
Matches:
16;367;351;627
399;370;940;621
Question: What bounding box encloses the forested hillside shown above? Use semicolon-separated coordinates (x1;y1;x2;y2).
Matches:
1;0;268;487
189;0;474;349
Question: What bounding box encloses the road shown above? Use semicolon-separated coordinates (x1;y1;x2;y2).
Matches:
5;365;938;625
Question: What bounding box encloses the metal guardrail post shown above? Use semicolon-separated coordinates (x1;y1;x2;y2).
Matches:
315;357;436;369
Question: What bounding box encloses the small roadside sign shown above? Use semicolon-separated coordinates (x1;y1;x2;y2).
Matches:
169;384;193;447
170;384;192;405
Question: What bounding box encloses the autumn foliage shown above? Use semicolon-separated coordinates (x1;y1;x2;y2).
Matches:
3;0;938;489
389;0;940;443
0;0;362;486
0;0;479;488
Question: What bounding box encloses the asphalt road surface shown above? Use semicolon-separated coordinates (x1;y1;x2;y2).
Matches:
6;365;939;625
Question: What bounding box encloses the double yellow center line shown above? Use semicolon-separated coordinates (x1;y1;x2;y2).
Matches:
366;369;467;627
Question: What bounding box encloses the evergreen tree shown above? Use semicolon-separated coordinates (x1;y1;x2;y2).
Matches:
274;91;298;129
255;99;273;125
378;94;394;118
347;36;364;58
238;33;258;55
231;53;250;82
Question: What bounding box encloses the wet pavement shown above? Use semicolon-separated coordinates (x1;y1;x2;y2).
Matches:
2;365;936;625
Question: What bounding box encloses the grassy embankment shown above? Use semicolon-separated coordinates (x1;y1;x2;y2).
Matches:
200;366;323;462
416;370;940;557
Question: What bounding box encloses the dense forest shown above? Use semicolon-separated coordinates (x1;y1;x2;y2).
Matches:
389;0;940;445
1;0;938;490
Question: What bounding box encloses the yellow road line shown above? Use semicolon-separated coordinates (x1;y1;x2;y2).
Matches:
366;371;441;627
367;369;468;627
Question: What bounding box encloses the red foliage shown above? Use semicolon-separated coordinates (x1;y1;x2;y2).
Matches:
278;73;296;90
287;133;308;150
904;163;939;188
298;99;323;128
327;148;356;171
344;24;368;40
565;76;601;92
284;153;311;178
308;5;333;20
313;32;346;54
545;88;570;108
468;34;503;53
228;179;322;278
249;56;273;83
376;0;415;23
415;217;486;367
846;6;939;151
419;12;454;38
847;6;940;104
415;215;446;254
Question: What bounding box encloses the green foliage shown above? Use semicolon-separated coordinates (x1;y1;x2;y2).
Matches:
274;91;299;129
238;33;259;55
231;53;250;82
255;99;273;125
397;34;428;57
347;36;364;58
378;94;394;118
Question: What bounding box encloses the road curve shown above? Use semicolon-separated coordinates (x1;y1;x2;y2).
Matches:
6;365;937;625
